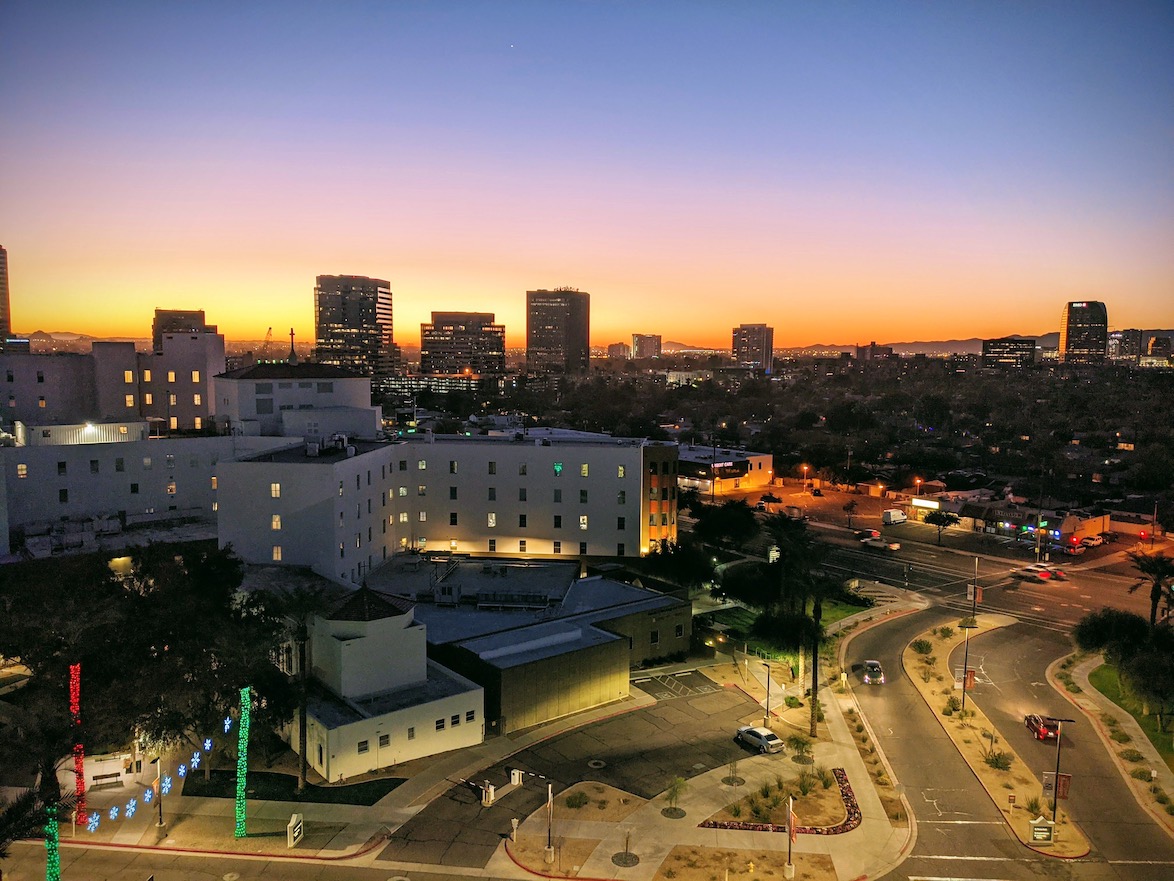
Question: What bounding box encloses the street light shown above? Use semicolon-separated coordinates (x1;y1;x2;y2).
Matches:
1049;717;1076;823
762;663;771;729
802;465;808;491
915;477;922;496
151;756;165;828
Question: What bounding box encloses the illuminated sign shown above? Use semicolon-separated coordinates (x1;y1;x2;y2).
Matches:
911;498;940;510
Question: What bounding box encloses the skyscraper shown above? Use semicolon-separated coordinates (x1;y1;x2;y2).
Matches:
314;275;398;381
526;288;590;373
982;337;1035;368
632;334;662;359
420;312;506;375
0;244;11;344
1059;301;1108;364
732;324;774;372
1108;329;1144;363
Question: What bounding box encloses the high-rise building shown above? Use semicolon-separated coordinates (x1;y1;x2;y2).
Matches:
1059;301;1108;364
1108;329;1144;362
152;309;212;352
607;342;631;360
732;324;774;372
855;341;894;362
632;334;662;359
526;289;590;373
0;244;10;344
314;275;398;381
419;312;506;375
982;337;1035;368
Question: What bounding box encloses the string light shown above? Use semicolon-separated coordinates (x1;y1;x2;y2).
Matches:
191;751;201;770
143;788;153;803
125;798;137;819
161;776;173;795
68;663;87;825
224;715;233;734
178;764;187;778
86;814;100;833
44;805;60;881
204;738;213;752
108;806;119;821
234;686;251;838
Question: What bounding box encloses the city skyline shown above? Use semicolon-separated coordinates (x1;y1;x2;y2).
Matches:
1;3;1172;347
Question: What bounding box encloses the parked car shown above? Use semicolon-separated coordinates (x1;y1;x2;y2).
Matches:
881;509;907;525
761;492;781;503
1100;531;1119;543
862;537;900;551
811;488;823;497
1062;544;1087;556
862;660;885;685
1025;714;1060;740
754;501;768;512
735;725;785;754
1080;535;1105;547
855;529;881;540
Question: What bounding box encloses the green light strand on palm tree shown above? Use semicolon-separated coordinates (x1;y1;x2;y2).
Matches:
234;686;252;838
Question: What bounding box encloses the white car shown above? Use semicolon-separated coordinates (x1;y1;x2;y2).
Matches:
861;537;900;551
1080;535;1104;548
735;726;785;754
1012;565;1054;583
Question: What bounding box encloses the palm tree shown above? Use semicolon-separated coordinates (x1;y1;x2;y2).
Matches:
273;584;328;793
0;789;48;859
1127;551;1174;628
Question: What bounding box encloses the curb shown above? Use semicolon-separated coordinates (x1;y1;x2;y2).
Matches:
503;838;612;881
56;825;390;863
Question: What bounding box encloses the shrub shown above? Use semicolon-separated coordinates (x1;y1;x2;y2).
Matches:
816;765;834;789
729;804;742;818
1119;748;1145;763
911;638;933;655
796;771;815;796
1131;768;1153;781
597;799;608;809
1110;730;1132;743
565;791;589;809
1025;796;1041;814
751;802;771;822
943;696;961;714
769;794;783;809
665;870;677;879
1101;713;1118;727
984;751;1013;771
784;695;803;709
786;733;812;757
855;723;864;733
1166;803;1174;816
1154;789;1170;806
958;616;977;628
760;782;772;799
937;626;954;639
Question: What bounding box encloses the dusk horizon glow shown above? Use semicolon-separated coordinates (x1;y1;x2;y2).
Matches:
2;2;1171;349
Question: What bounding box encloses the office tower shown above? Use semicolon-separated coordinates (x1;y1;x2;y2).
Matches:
1059;301;1108;364
1148;336;1172;358
1108;329;1144;362
607;342;631;360
632;334;662;359
0;244;10;343
526;288;590;373
982;337;1035;368
420;312;506;375
314;275;397;379
854;340;894;362
152;309;213;352
732;324;774;372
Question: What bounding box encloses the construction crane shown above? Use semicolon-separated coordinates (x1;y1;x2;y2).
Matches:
259;326;273;361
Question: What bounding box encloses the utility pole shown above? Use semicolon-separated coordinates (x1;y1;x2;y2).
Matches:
960;557;979;715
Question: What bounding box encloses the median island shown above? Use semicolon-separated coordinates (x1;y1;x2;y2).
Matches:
901;614;1090;857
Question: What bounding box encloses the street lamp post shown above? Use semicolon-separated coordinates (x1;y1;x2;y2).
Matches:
151;756;164;828
915;477;922;497
762;663;771;729
802;465;808;491
1050;717;1076;823
960;564;979;716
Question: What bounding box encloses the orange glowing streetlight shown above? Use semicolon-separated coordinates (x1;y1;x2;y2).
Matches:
915;477;922;496
802;465;809;489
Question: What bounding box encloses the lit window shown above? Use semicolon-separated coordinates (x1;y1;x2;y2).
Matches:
398;512;408;523
417;459;427;470
16;464;27;478
143;457;152;469
418;485;426;496
169;416;177;430
125;394;135;407
193;394;202;406
211;476;217;489
487;513;496;527
272;546;282;561
192;370;201;383
167;371;176;383
193;417;202;429
398;486;407;497
580;464;589;477
118;425;127;435
618;465;626;478
143;369;152;382
419;511;427;522
270;482;281;498
449;460;457;474
212;501;218;511
169;393;177;406
144;393;153;405
124;370;133;383
166;481;176;495
579;515;588;530
553;462;563;475
271;515;281;530
38;396;45;408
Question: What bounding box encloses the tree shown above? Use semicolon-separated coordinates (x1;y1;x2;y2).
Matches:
1073;608;1150;664
0;788;52;859
924;511;960;545
641;539;715;590
665;776;688;810
1127;551;1174;628
842;500;858;527
272;584;329;792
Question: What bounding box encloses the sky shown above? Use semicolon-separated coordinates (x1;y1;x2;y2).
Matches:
1;1;1172;349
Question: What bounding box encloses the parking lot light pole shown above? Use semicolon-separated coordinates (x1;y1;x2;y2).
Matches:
151;756;164;828
1050;717;1076;822
763;663;771;729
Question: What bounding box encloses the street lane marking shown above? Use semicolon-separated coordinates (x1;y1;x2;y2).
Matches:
922;820;1005;825
909;877;1015;881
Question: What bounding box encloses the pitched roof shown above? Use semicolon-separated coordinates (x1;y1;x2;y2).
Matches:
325;586;414;621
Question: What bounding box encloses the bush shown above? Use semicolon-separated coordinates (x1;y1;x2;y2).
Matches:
1101;713;1118;727
1025;796;1041;815
855;723;864;733
729;803;742;818
1119;748;1145;763
1131;768;1154;781
1154;789;1170;806
937;626;954;639
759;782;772;798
911;639;933;655
943;696;961;715
1110;730;1132;743
984;751;1013;771
816;765;834;789
796;771;815;796
784;695;803;709
565;791;589;809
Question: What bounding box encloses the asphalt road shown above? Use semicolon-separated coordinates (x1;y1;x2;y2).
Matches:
847;610;1174;881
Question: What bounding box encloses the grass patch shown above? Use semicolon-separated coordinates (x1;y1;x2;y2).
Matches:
1089;663;1174;772
181;769;403;805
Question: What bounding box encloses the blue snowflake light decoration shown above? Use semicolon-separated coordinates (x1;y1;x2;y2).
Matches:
143;788;153;804
86;814;100;833
223;715;233;733
203;737;213;752
190;751;201;770
161;776;173;795
125;798;137;818
178;764;187;778
108;806;119;821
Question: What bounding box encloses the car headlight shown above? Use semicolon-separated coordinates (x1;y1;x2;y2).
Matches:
863;675;871;683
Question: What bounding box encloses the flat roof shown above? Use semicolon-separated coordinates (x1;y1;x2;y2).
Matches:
307;660;480;730
677;444;769;464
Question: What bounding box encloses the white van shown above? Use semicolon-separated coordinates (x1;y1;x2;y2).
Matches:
881;509;907;525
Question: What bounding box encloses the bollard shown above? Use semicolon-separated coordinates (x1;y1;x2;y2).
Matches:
511;768;523;786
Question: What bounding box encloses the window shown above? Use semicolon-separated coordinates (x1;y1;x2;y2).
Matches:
210;475;217;489
270;482;281;498
553;540;561;554
398;460;407;471
488;461;496;475
488;487;496;501
4;370;9;382
488;539;496;552
317;381;333;393
119;425;128;435
417;485;426;496
580;490;588;504
449;460;457;474
579;541;588;555
398;512;408;523
435;718;445;731
169;416;178;431
651;629;660;646
272;546;283;562
518;463;527;476
662;513;669;525
193;393;202;406
553;462;563;475
130;483;139;494
166;454;175;469
419;511;427;522
466;710;475;723
145;393;154;405
519;514;527;527
398;486;407;497
144;369;153;382
518;487;527;501
168;393;177;407
675;623;684;638
519;540;527;552
357;740;369;754
125;394;135;407
36;371;44;383
553;515;562;528
166;481;176;495
580;464;589;477
191;370;201;383
90;460;100;474
271;515;282;531
553;488;562;503
57;461;67;476
449;486;457;500
449;512;458;526
617;490;626;504
618;465;626;478
167;370;176;383
379;733;390;748
417;459;427;470
617;543;625;556
487;513;496;527
38;396;45;408
579;515;588;530
59;489;69;504
617;516;626;530
451;714;460;727
407;727;415;740
16;464;27;478
194;417;202;429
